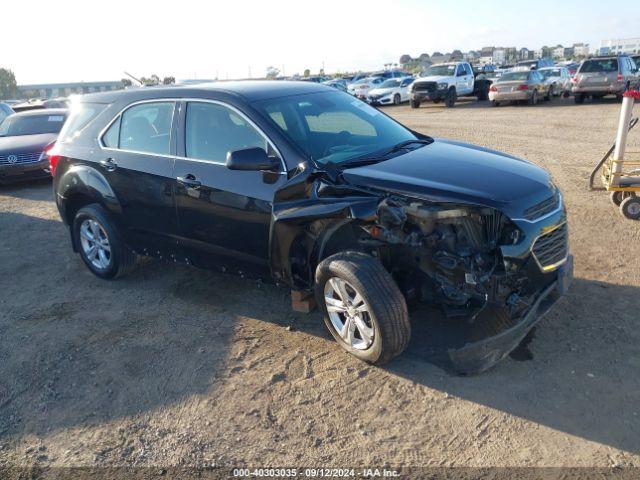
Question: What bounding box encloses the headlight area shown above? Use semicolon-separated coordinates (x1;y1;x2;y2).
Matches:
356;197;566;373
437;82;449;90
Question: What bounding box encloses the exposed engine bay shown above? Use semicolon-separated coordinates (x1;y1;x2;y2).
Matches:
361;198;534;322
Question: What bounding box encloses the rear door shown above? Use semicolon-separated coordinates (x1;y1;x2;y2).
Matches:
99;100;180;256
172;100;287;273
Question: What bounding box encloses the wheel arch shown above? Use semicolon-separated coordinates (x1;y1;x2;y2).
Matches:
56;164;123;250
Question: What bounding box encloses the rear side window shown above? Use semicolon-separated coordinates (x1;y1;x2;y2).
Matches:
104;102;174;155
58;103;106;143
581;59;618;73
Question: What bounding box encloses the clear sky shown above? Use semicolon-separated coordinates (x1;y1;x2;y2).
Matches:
4;0;638;85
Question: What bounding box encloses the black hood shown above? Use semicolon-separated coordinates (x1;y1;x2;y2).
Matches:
340;139;554;219
0;133;58;155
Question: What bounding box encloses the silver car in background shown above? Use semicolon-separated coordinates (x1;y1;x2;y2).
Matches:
571;55;639;104
488;69;551;106
539;67;572;97
347;76;385;99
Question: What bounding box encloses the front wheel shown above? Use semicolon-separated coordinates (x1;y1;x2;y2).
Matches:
444;88;457;108
315;252;410;365
73;204;137;279
393;93;401;105
620;197;640;220
528;90;538;105
410;99;420;109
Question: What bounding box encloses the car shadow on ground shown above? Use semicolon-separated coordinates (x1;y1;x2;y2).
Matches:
0;185;638;455
390;277;640;454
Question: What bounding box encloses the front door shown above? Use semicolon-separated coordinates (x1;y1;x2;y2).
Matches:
99;100;179;257
172;100;287;273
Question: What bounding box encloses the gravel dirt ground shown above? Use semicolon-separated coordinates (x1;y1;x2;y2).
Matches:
0;96;639;475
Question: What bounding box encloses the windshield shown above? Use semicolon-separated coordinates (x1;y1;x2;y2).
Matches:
354;78;370;85
0;113;67;137
580;59;618;73
499;71;530;82
254;91;418;166
423;64;456;76
380;79;400;88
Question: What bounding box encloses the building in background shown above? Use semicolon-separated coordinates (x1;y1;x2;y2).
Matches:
17;81;124;99
572;43;590;58
599;38;640;55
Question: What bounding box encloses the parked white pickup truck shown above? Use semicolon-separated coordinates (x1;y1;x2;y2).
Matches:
409;62;492;108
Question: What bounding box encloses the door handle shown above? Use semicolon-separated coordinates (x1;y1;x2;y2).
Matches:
176;174;201;188
99;158;117;171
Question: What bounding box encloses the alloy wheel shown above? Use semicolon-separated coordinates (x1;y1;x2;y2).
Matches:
323;277;375;350
79;219;112;270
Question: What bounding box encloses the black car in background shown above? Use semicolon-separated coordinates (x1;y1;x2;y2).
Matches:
0;108;67;183
51;82;571;373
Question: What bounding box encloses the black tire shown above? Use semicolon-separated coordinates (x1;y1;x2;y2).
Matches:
528;90;538;105
492;100;500;107
315;251;410;365
410;99;420;109
444;87;457;108
433;98;441;104
477;85;489;101
393;93;401;105
574;93;584;104
73;204;137;279
610;191;636;206
620;197;640;220
544;85;552;101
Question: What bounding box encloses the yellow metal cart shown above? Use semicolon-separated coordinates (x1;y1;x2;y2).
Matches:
589;90;640;219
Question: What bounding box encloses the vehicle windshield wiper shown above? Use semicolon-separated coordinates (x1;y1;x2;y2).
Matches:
340;139;432;168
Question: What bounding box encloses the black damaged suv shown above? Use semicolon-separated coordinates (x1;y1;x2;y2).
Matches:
51;82;572;373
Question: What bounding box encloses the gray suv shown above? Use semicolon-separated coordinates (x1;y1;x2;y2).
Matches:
572;55;639;103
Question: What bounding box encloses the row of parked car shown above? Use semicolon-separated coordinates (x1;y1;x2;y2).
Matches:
323;53;640;109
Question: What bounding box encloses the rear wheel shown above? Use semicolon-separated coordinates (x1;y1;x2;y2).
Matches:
393;93;401;105
574;93;584;104
315;252;410;365
444;87;457;108
610;191;636;206
73;204;137;279
410;99;420;109
477;84;489;101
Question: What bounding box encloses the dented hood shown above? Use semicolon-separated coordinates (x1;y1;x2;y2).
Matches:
340;138;553;218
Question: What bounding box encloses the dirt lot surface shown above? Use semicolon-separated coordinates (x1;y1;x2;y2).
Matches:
1;97;639;474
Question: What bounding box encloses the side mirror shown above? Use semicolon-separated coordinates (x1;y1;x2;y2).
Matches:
226;147;279;172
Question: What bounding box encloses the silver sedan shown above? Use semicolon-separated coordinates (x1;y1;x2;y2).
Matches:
488;69;552;106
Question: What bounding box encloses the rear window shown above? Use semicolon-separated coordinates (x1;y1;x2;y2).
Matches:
499;71;530;82
58;102;106;143
0;113;67;137
580;59;618;73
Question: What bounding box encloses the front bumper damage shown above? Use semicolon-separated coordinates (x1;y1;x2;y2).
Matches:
269;162;572;374
449;254;573;374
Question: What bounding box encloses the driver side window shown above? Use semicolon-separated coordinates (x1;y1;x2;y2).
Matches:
185;102;268;163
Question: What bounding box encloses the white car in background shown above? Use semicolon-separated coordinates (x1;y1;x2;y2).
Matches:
366;77;414;105
539;66;572;97
347;76;385;99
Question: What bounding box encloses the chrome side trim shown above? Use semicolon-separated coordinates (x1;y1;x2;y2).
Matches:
97;97;286;173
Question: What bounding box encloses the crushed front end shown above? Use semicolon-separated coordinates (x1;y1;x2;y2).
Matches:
359;190;572;374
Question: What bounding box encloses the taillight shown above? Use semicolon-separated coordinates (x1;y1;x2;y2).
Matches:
489;85;497;92
43;142;61;176
517;84;529;91
617;73;623;81
570;76;577;83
